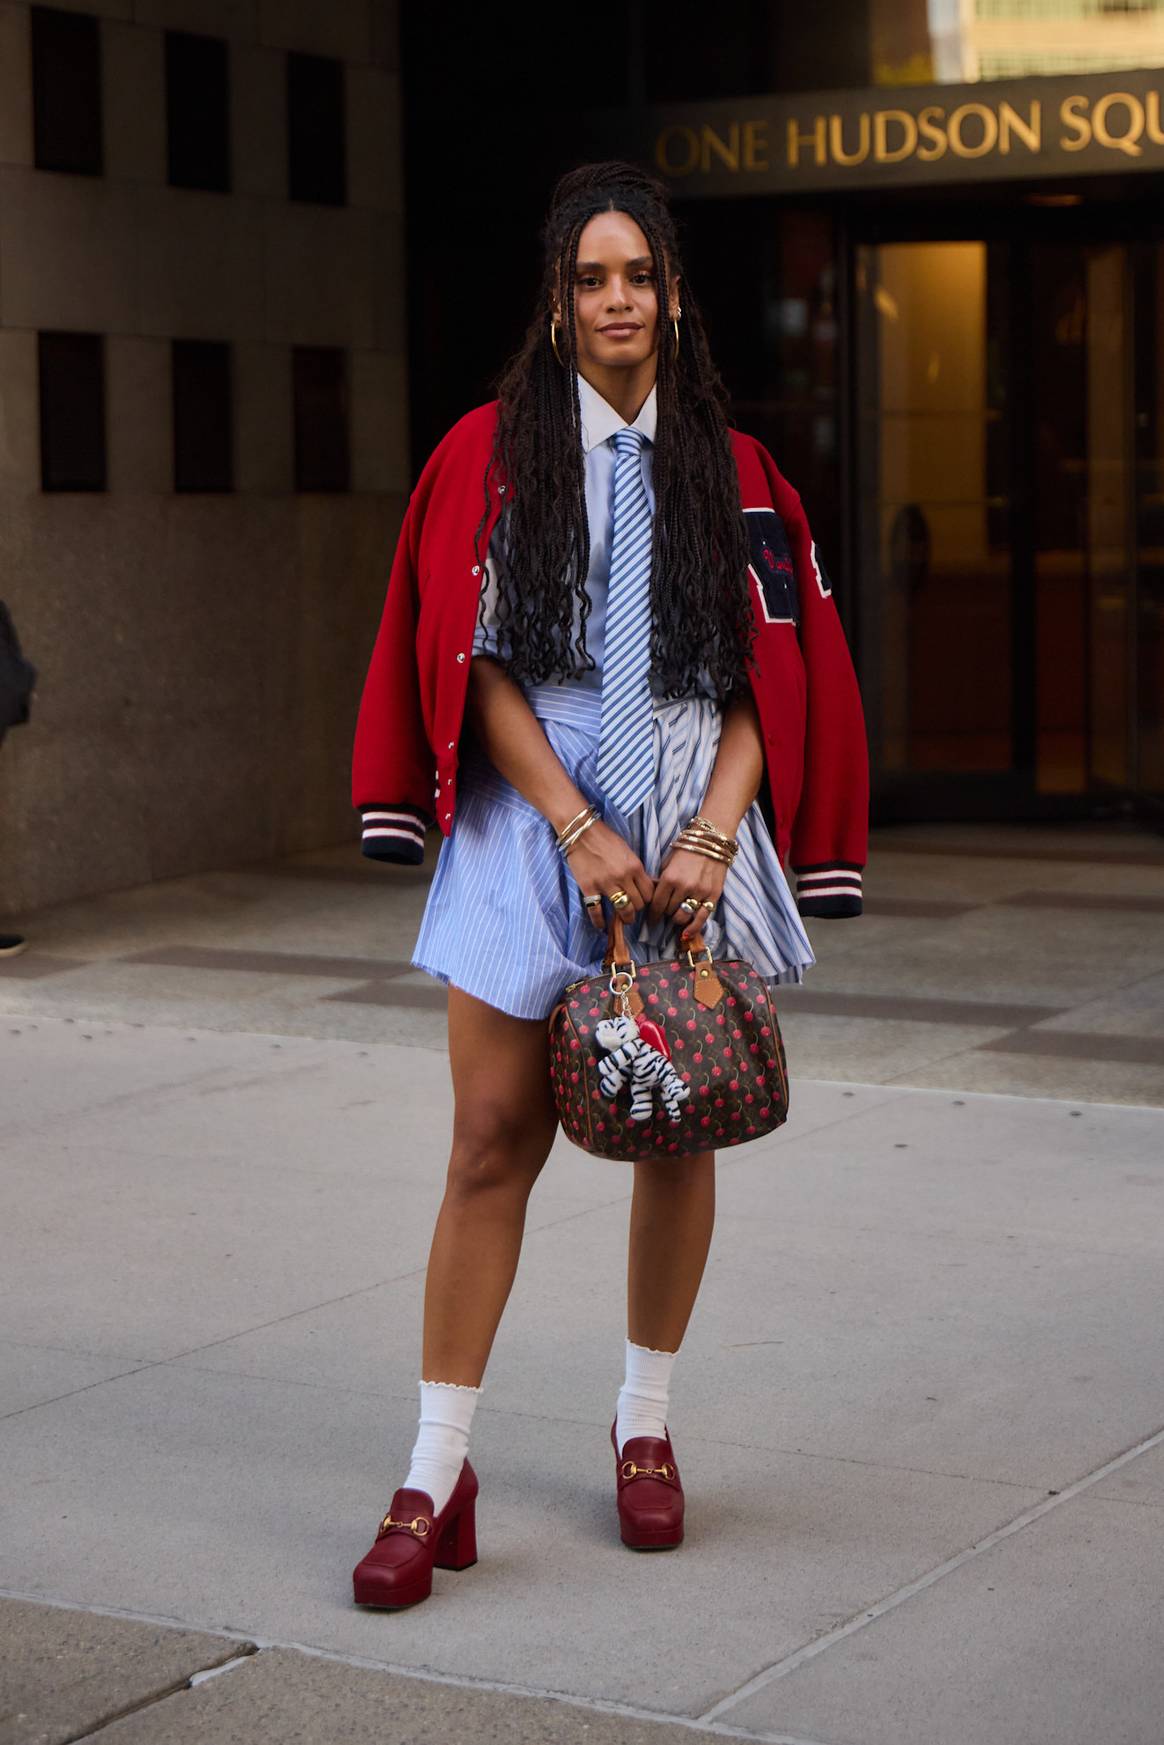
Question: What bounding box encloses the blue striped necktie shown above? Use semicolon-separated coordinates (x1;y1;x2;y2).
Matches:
597;427;654;813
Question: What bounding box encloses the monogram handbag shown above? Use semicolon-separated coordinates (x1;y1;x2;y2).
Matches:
547;914;789;1162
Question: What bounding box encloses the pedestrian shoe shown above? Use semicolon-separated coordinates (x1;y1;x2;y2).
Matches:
352;1458;478;1609
611;1420;684;1550
0;934;27;958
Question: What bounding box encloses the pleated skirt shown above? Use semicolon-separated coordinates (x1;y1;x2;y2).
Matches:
412;689;816;1021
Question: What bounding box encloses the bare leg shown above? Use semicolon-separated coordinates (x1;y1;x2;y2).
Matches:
420;986;560;1385
626;1150;716;1351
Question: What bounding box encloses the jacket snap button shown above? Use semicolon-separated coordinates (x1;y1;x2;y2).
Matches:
447;741;454;749
498;483;506;494
456;652;465;663
471;564;480;576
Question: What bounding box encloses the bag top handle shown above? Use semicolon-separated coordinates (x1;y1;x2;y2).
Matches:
602;910;708;972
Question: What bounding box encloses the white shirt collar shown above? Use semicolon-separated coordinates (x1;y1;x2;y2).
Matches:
576;372;657;454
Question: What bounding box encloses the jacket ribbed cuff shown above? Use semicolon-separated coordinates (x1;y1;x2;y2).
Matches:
359;804;428;865
794;863;863;918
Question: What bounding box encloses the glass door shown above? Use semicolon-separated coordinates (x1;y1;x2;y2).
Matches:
855;225;1147;821
1133;244;1164;817
1027;241;1134;800
856;238;1020;814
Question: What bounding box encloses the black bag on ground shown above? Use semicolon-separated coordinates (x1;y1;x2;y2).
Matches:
0;601;37;745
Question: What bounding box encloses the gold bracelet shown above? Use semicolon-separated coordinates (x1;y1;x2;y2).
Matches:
674;827;735;854
686;814;739;853
673;837;729;865
555;803;595;847
673;827;736;862
688;819;737;850
562;818;598;857
559;808;600;856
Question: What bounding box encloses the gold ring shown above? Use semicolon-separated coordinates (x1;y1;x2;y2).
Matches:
676;894;698;914
610;889;631;910
583;894;602;909
697;898;716;912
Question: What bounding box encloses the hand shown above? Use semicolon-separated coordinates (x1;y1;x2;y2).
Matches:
566;819;655;928
648;848;728;944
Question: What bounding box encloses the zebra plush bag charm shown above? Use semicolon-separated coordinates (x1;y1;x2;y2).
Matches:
593;1014;690;1126
548;914;789;1163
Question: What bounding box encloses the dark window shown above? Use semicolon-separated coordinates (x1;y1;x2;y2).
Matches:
31;7;103;176
165;31;231;192
172;341;233;493
293;347;350;492
38;332;106;492
287;52;346;205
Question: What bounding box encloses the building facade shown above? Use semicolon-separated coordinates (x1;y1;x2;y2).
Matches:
405;0;1164;830
0;0;405;913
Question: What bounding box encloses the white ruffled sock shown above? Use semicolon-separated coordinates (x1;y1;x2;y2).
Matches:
616;1339;677;1454
403;1380;482;1515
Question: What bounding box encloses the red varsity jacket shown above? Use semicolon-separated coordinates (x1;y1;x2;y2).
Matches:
352;401;868;918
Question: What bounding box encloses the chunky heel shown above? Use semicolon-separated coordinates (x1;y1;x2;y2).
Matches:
353;1458;479;1608
434;1494;477;1570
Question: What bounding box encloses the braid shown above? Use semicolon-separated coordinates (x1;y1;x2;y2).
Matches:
481;160;754;699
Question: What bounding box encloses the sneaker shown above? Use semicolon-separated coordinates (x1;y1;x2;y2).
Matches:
0;934;28;957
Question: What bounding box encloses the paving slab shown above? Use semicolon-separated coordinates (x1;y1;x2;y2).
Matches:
86;1646;737;1745
0;963;455;1051
899;1045;1164;1106
769;1009;1017;1085
0;1023;634;1362
865;848;1164;905
0;1597;250;1745
718;1482;1164;1745
4;1017;265;1139
0;1341;141;1417
1091;1437;1164;1504
804;902;1164;1008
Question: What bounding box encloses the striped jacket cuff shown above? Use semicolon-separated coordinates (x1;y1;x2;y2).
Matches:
794;863;863;918
359;805;428;866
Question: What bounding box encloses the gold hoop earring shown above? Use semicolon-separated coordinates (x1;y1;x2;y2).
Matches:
671;314;681;360
550;317;564;366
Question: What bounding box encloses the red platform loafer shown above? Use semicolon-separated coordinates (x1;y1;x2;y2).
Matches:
611;1421;684;1550
352;1458;478;1609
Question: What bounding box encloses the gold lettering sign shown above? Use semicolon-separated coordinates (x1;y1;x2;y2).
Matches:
656;121;773;177
649;71;1164;193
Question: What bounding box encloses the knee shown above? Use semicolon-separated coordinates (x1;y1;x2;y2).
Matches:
446;1100;554;1199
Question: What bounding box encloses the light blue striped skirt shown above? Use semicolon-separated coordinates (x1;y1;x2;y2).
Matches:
412;686;815;1021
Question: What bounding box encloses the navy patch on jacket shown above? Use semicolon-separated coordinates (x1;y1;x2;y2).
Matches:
745;509;799;626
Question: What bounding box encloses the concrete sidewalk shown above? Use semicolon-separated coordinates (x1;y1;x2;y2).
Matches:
2;823;1163;1743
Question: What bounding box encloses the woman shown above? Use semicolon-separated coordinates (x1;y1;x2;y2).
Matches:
350;161;867;1608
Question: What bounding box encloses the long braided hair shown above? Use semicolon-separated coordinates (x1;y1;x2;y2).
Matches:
476;161;755;701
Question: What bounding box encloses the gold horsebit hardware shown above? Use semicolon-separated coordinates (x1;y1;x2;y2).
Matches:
620;1459;676;1481
377;1512;431;1539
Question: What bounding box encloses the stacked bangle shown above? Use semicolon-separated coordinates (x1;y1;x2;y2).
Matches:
691;813;738;849
671;813;739;867
556;803;599;856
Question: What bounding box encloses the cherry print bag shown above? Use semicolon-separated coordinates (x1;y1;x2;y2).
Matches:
547;914;789;1162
